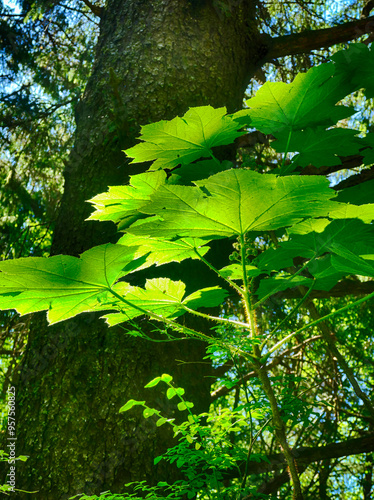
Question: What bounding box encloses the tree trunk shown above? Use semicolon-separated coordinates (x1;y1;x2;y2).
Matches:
9;1;267;498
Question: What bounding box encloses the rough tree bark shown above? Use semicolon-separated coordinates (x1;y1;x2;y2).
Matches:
11;1;266;498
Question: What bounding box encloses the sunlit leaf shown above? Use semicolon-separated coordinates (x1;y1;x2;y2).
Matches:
125;106;247;170
103;278;227;326
119;399;145;413
0;244;145;324
87;171;167;230
127;169;339;239
144;377;162;388
236;63;353;135
117;233;211;266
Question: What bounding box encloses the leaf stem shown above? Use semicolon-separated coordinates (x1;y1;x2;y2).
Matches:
193;248;243;295
181;305;249;329
240;417;271;490
209;150;222;167
280;128;293;173
238;236;303;498
108;288;213;342
252;358;304;499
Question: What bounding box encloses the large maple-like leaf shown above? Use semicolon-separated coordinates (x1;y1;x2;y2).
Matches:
235;63;353;135
87;171;167;230
127;169;340;239
117;233;210;266
0;243;226;327
336;179;374;206
257;219;374;272
255;219;374;297
0;244;146;324
103;278;227;326
273;127;360;169
124;106;247;170
332;43;374;98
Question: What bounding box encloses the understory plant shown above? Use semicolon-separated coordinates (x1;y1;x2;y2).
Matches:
1;43;374;499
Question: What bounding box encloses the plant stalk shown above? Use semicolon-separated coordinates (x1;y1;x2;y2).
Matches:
239;236;303;499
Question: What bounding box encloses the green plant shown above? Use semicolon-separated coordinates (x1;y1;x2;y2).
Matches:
1;43;374;499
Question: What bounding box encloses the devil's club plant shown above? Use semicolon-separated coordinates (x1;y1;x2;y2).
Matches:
2;44;374;499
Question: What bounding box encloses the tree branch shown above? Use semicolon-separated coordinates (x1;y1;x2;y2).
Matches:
333;165;374;190
256;464;309;496
262;16;374;62
280;279;374;299
223;433;374;478
80;0;103;18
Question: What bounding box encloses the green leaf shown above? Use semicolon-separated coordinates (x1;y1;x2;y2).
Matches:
154;457;163;465
103;278;188;326
0;485;14;492
336;179;374;206
87;171;167;230
119;399;145;413
143;408;157;418
124;106;247;170
176;387;185;396
256;219;374;294
332;43;374;98
256;274;313;299
103;278;226;327
287;219;331;235
144;377;162;388
156;417;168;427
236;63;353;135
177;401;194;411
273;127;360;169
328;203;374;224
183;286;228;310
330;247;374;278
359;134;374;165
117;233;210;266
166;386;185;399
0;244;145;325
170;159;233;185
258;219;374;272
160;374;173;383
127;169;339;239
219;263;262;280
166;387;177;399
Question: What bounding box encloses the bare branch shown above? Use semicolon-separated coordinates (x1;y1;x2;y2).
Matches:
280;280;374;299
223;433;374;478
262;15;374;62
333;165;374;190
